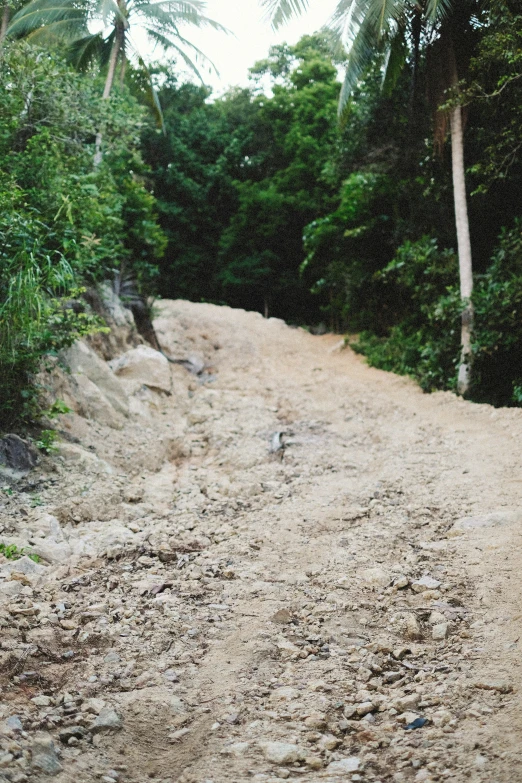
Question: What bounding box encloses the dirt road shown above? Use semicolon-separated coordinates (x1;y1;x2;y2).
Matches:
1;300;522;783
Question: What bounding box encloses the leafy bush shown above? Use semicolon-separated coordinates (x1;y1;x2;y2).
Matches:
352;226;522;406
0;44;165;427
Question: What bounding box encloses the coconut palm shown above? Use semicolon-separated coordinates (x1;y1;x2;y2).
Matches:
8;0;226;107
262;0;478;395
9;0;226;162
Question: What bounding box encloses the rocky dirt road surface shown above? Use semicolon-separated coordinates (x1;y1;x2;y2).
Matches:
1;300;522;783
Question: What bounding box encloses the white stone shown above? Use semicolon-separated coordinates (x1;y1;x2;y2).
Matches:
411;575;442;592
109;346;172;394
0;556;47;577
432;623;448;640
259;741;307;764
73;374;125;430
359;567;391;587
269;686;299;702
63;340;129;416
326;757;361;774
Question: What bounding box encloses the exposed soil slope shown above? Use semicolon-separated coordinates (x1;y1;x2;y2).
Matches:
1;300;522;783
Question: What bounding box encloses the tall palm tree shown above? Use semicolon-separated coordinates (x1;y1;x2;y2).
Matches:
9;0;227;159
262;0;477;395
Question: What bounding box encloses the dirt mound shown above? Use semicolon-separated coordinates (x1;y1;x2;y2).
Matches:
0;299;521;783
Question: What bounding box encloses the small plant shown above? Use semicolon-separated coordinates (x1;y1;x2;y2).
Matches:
30;495;44;508
0;542;40;563
44;399;71;419
1;486;13;497
34;429;59;454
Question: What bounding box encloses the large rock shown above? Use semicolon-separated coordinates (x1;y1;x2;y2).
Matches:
62;340;129;416
98;282;135;328
0;434;38;474
109;346;171;394
0;555;47;577
73;374;125;430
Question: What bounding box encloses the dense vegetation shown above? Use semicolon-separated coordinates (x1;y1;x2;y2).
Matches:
1;0;522;429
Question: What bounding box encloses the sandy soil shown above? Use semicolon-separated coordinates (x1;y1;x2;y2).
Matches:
1;299;522;783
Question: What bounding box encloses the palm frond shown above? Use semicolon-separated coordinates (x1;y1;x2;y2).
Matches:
134;0;229;34
425;0;455;23
8;0;89;38
260;0;309;30
132;46;165;131
145;26;206;80
382;21;406;94
65;31;105;67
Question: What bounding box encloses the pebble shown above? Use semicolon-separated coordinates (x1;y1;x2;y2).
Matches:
259;742;307;764
90;707;122;734
404;614;423;641
326;757;361;774
356;701;374;716
411;576;441;592
432;623;448;640
31;695;52;707
473;680;513;694
5;715;23;732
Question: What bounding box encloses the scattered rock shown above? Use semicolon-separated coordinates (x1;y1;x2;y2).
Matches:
31;733;62;776
473;680;513;694
432;622;448;641
90;707;122;734
359;567;391;587
326;757;361;774
411;576;442;592
404;613;423;641
271;608;294;624
259;742;307;765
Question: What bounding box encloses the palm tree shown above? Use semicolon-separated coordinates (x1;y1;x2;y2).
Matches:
262;0;477;395
9;0;227;160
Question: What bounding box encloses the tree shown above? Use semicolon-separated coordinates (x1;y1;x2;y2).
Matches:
9;0;226;160
262;0;479;395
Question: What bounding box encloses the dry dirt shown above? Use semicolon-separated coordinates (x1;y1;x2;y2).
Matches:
1;299;522;783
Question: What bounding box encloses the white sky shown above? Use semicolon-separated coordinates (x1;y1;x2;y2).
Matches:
167;0;340;94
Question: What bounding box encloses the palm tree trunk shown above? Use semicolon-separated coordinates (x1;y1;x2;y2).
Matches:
94;24;124;166
102;25;123;99
0;3;10;49
450;101;473;396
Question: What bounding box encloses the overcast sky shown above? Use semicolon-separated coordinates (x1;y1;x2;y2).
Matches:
168;0;340;94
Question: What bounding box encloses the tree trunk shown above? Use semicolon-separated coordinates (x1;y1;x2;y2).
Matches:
450;101;473;396
0;3;9;50
102;26;123;99
94;24;124;166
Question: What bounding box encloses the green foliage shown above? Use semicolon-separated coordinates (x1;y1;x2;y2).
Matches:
142;34;340;321
0;542;40;562
0;43;165;426
44;400;72;418
34;429;59;454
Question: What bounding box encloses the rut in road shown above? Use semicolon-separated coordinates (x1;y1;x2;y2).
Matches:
1;299;522;783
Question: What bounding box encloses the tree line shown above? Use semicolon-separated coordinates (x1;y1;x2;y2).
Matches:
1;0;522;429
